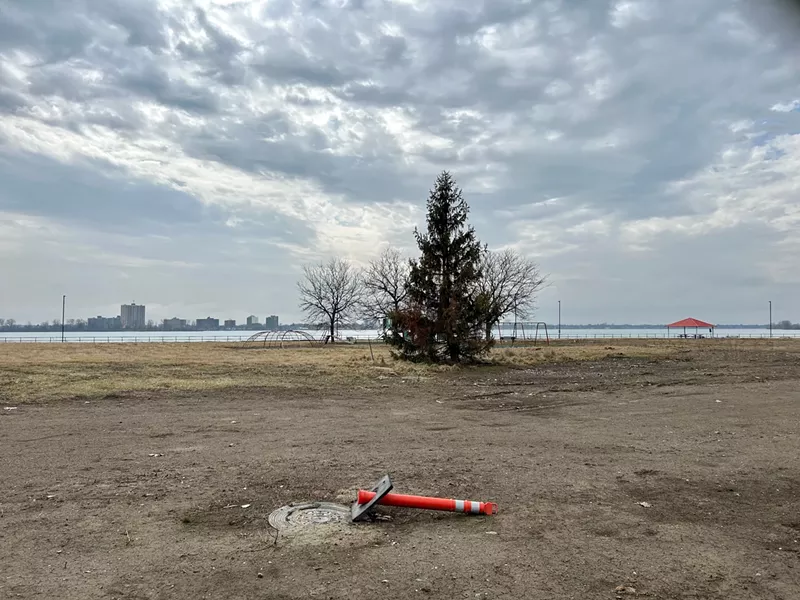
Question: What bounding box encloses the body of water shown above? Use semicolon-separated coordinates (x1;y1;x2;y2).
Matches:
0;326;797;343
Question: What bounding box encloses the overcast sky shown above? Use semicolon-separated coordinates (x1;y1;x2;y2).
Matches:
1;0;799;325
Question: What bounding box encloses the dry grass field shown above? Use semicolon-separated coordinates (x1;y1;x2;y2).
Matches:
0;338;740;404
1;339;799;599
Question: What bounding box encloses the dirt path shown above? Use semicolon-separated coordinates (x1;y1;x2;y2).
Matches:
2;348;799;599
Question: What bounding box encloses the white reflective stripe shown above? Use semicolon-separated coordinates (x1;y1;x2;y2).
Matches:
470;502;481;514
455;500;465;512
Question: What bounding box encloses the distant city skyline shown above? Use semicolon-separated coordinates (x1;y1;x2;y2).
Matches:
0;303;794;331
0;295;290;330
0;301;288;331
2;282;796;328
0;297;796;329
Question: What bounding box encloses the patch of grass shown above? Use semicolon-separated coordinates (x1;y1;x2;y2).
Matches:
487;338;799;366
0;342;433;404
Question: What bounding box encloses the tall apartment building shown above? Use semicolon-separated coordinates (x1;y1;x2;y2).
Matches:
224;319;236;329
265;315;279;330
246;315;259;326
120;303;146;329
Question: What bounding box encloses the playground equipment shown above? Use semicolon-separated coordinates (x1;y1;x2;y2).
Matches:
243;329;321;348
531;321;550;344
496;321;550;345
351;474;498;521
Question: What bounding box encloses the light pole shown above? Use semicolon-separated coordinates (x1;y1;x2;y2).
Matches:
558;300;561;340
61;295;66;343
769;300;772;339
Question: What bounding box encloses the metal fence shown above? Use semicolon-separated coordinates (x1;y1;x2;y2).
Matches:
0;335;246;343
0;332;797;343
0;335;374;344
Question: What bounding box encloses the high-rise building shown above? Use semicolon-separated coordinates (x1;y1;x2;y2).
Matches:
163;318;187;331
88;315;122;330
195;317;220;330
224;319;236;329
246;315;259;326
265;315;279;330
120;303;146;329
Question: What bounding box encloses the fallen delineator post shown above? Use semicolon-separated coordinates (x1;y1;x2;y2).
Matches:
351;474;498;521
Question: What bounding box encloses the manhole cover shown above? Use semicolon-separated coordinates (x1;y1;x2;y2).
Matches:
268;502;351;531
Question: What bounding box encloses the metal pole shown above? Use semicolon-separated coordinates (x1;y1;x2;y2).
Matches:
769;300;772;339
558;300;561;339
61;295;66;343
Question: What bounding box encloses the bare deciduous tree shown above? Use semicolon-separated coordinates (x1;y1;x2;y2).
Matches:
478;249;546;340
361;247;410;326
298;257;362;342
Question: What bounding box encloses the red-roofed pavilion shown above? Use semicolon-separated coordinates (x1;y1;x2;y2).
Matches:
666;318;715;338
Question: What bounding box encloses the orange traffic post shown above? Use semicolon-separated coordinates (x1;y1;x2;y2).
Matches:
357;489;498;516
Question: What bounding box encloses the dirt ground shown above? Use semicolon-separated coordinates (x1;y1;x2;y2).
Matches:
1;340;799;599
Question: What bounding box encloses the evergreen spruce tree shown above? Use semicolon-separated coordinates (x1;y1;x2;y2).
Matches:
388;171;491;362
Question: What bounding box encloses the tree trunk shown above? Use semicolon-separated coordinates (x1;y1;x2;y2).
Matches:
449;343;459;363
485;322;493;342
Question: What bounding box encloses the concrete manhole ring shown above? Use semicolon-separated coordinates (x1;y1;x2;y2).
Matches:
268;502;351;531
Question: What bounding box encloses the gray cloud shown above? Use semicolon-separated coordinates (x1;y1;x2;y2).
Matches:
176;7;247;85
0;150;317;249
0;88;26;112
1;0;800;323
119;62;221;114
